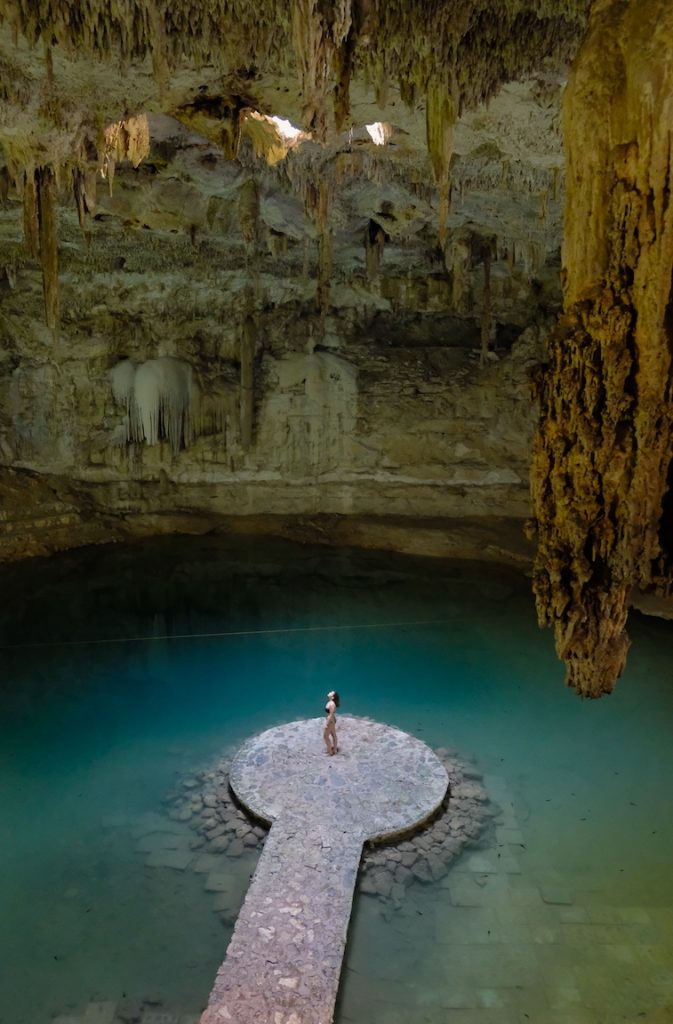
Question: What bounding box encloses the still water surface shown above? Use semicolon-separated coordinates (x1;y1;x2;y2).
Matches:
1;536;672;1023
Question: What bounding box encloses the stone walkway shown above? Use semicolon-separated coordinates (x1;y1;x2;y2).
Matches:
200;716;449;1024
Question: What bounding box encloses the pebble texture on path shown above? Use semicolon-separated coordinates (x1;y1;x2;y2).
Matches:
201;716;449;1024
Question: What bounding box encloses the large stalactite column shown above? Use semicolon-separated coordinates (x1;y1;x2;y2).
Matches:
531;0;673;697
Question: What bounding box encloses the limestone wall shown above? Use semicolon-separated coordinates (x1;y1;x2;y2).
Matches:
0;261;545;561
0;85;560;563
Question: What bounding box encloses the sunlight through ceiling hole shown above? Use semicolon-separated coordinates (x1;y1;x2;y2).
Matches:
365;122;392;146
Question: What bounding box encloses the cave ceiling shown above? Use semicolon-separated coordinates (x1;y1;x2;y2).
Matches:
11;1;673;701
0;1;590;324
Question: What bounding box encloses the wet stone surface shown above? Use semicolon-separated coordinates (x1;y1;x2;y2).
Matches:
201;717;449;1024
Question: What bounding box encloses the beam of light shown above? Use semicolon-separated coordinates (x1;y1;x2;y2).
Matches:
269;115;306;142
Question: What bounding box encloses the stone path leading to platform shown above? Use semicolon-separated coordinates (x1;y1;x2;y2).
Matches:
200;716;449;1024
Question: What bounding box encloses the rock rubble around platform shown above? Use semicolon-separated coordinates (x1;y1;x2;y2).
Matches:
159;742;495;913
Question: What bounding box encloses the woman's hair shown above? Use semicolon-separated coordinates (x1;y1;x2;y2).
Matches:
328;690;341;708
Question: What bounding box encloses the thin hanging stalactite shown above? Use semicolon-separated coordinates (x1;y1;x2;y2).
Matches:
332;24;355;132
479;243;492;366
240;305;255;451
0;0;590;144
147;0;169;96
316;179;332;329
238;176;259;250
35;166;60;332
365;219;386;285
73;168;87;228
72;166;97;235
238;175;260;450
292;0;330;140
425;78;457;251
22;168;39;258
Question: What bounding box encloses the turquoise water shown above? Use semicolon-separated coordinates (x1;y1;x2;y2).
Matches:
1;536;673;1024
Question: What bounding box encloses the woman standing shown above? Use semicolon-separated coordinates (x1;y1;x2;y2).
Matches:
323;690;340;755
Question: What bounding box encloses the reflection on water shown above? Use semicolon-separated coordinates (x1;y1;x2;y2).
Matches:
1;536;672;1023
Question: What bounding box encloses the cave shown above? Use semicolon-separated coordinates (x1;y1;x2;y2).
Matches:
1;2;673;1023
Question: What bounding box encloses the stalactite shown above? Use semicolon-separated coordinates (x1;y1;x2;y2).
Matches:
0;0;593;251
291;0;330;140
43;40;54;85
302;236;311;286
35;166;59;332
238;177;259;250
176;96;247;162
147;0;169;95
22;168;38;258
479;244;492;367
365;219;386;283
240;308;255;451
124;116;150;167
110;357;197;454
72;167;97;234
332;27;355;132
99;115;150;186
0;1;590;129
290;0;354;138
220;109;242;163
445;228;472;313
530;0;673;697
0;164;9;205
85;168;97;216
73;168;87;229
425;79;457;251
316;179;332;323
111;359;136;412
538;188;548;225
237;162;261;449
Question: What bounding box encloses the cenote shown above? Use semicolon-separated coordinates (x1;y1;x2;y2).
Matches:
1;535;673;1024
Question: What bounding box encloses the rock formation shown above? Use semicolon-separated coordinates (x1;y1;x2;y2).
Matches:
530;0;673;696
2;0;672;693
0;4;567;564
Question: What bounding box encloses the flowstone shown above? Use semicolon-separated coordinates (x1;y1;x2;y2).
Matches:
201;716;448;1024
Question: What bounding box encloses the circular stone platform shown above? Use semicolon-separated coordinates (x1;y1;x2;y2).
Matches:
229;714;449;841
204;717;450;1024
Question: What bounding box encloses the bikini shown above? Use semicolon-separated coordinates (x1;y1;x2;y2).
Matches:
324;701;337;753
